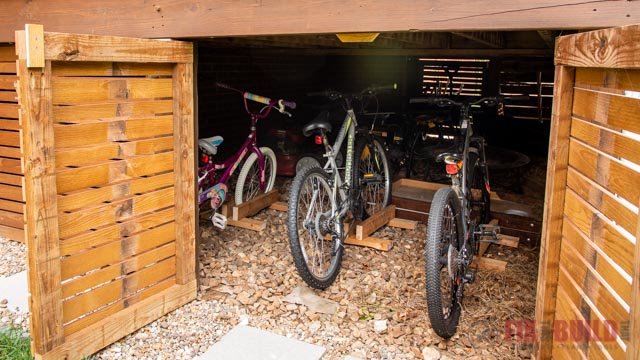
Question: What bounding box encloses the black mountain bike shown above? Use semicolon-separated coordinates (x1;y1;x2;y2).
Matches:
411;95;525;338
287;86;394;289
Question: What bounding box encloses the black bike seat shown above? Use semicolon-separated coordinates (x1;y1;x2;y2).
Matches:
302;111;332;137
436;152;463;163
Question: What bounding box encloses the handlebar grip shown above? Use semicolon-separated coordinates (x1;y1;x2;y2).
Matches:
369;83;398;92
244;92;271;105
281;100;297;109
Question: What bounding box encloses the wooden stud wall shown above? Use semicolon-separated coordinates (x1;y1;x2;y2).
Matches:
535;24;640;360
15;26;196;359
0;44;24;242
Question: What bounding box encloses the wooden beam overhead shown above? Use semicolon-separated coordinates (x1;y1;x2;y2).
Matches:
451;31;505;48
1;0;639;43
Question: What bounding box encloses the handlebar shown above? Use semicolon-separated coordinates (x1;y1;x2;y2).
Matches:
409;95;530;108
216;82;297;112
307;83;398;100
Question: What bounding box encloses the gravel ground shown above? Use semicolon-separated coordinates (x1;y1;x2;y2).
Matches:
0;178;539;359
0;236;30;335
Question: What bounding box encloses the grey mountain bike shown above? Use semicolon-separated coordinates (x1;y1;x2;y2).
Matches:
287;86;394;289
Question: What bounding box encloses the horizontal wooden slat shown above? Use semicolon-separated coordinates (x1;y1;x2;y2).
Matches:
61;223;175;298
0;198;24;214
42;32;193;63
571;117;640;168
0;130;19;147
569;138;640;209
575;68;640;93
0;62;16;73
55;136;173;168
0;157;21;174
0;183;23;202
560;230;631;328
0;208;23;229
0;103;19;119
54;116;173;148
51;77;173;105
59;187;174;239
56;151;174;194
59;207;174;256
0;120;20;131
62;256;176;323
0;90;17;102
0;75;16;90
564;188;635;277
52;62;174;77
61;238;175;283
562;217;632;306
61;277;178;338
0;145;20;159
554;284;620;360
0;47;16;62
0;172;22;187
567;168;637;236
0;223;23;242
573;88;640;134
57;172;173;213
52;100;173;124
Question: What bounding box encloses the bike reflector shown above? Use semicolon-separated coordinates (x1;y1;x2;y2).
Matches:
315;135;322;145
201;154;209;163
445;163;459;174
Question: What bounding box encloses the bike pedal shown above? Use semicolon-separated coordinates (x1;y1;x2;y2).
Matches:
210;212;227;230
476;224;500;242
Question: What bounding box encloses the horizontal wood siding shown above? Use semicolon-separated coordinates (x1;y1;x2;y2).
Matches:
537;25;640;360
16;29;196;360
0;45;24;242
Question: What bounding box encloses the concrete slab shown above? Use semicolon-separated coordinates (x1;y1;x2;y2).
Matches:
0;271;28;312
197;324;325;360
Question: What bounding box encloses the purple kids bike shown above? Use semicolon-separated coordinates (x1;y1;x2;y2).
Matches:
198;82;296;229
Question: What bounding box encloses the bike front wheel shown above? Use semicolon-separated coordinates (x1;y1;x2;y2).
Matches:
425;186;464;339
235;147;277;205
353;137;391;220
287;166;343;289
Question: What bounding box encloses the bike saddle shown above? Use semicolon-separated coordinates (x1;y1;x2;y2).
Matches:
436;152;463;163
302;111;332;137
198;135;223;155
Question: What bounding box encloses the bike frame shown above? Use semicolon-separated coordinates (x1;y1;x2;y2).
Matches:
450;105;483;242
319;106;358;215
197;125;265;206
198;89;285;207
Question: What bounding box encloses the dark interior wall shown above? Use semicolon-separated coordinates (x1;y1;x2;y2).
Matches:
197;45;411;153
197;44;552;160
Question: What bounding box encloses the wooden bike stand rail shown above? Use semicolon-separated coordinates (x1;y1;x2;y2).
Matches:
220;189;280;231
269;203;417;251
344;205;418;251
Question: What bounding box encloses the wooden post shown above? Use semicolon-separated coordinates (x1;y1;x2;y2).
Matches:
16;28;65;353
533;65;575;359
630;205;640;360
173;60;196;285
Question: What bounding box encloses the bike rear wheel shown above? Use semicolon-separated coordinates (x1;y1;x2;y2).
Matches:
353;137;391;220
235;147;277;205
287;166;343;289
425;187;464;339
